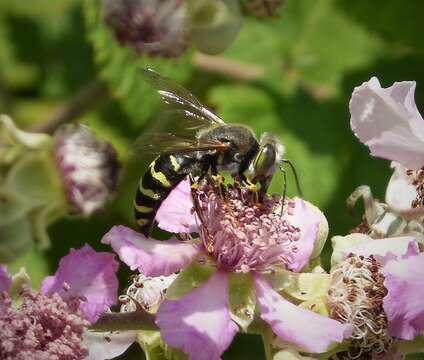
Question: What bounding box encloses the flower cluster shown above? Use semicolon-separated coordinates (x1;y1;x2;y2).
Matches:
0;245;119;360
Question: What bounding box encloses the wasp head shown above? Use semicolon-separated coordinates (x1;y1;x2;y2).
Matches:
247;132;285;192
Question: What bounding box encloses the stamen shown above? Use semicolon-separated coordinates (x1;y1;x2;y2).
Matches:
192;177;300;273
406;167;424;208
328;255;393;359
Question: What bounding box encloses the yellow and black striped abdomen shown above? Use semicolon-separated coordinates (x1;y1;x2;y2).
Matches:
134;153;195;236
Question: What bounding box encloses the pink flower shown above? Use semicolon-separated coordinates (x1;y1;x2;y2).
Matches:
102;179;351;359
41;244;119;323
0;245;119;359
329;236;424;358
349;77;424;215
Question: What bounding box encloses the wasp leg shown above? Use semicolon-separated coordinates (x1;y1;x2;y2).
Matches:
236;173;259;203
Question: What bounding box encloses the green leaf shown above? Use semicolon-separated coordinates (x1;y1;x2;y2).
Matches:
30;201;66;250
0;187;34;225
5;151;66;208
0;217;34;263
165;261;214;300
9;267;31;299
8;247;50;288
265;269;330;302
336;0;424;54
137;330;162;354
330;233;371;266
400;336;424;355
84;0;193;124
228;272;256;332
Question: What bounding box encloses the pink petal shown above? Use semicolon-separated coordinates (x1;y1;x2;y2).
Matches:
101;225;201;277
349;77;424;170
346;236;419;264
382;254;424;340
254;275;352;353
0;264;12;292
156;270;238;360
83;330;136;360
285;198;323;272
386;163;424;217
156;178;198;233
41;244;119;323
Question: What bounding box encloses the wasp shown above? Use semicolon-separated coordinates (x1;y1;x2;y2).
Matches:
134;69;299;236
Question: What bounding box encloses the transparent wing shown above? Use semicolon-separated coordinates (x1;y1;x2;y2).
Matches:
142;68;225;125
132;132;229;158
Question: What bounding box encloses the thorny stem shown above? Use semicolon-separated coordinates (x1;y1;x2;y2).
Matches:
29;79;108;134
192;52;265;81
89;310;158;332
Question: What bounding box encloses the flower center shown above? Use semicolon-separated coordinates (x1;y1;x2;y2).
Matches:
193;179;300;273
406;167;424;208
328;255;393;359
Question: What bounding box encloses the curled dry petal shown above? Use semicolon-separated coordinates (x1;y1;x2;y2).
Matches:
382;254;424;340
386;163;424;217
254;275;352;353
41;244;119;323
156;178;198;233
101;225;201;276
0;264;12;292
349;77;424;170
156;270;238;360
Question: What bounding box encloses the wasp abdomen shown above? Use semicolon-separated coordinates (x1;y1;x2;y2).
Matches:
134;153;195;236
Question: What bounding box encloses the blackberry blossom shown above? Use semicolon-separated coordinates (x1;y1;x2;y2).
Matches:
103;178;351;359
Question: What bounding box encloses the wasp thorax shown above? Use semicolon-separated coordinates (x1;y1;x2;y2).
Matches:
119;273;177;313
193;178;299;273
328;255;393;359
54;125;120;216
103;0;188;57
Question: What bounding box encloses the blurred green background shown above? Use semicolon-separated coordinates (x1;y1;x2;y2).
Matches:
1;0;424;358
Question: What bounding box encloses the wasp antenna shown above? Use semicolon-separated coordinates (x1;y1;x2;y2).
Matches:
278;164;287;216
281;159;303;198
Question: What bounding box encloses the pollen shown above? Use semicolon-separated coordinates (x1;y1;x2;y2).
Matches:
406;167;424;208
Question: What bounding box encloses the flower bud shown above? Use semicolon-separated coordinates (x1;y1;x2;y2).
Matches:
54;124;120;216
103;0;188;57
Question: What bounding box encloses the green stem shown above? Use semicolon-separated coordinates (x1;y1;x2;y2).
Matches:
90;311;158;332
261;326;273;360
